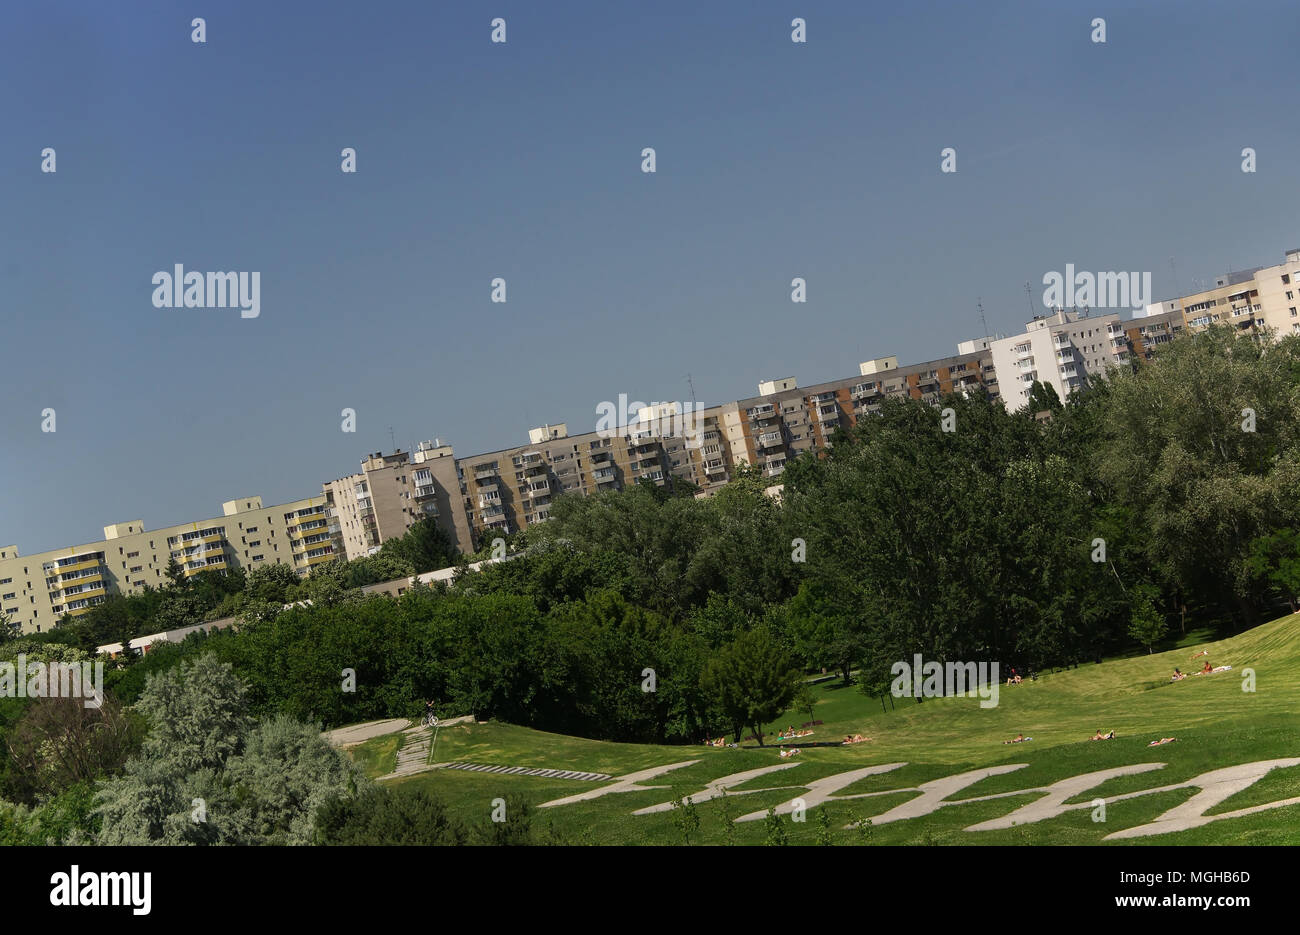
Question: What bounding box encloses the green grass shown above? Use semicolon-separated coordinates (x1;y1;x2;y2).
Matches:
346;612;1300;844
345;732;403;779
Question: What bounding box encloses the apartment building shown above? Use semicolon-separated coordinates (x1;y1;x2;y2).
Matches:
1252;248;1300;338
1123;308;1187;361
720;349;999;478
990;308;1127;409
0;494;333;634
453;412;721;543
322;441;472;561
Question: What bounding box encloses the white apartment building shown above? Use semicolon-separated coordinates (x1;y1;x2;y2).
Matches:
990;308;1127;410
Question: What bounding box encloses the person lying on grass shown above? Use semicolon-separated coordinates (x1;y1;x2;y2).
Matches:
1091;729;1115;741
779;747;801;758
1148;737;1177;746
1002;733;1032;744
843;734;870;744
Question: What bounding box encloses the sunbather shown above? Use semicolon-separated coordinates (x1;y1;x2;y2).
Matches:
1091;729;1115;741
1148;737;1177;747
1002;733;1031;744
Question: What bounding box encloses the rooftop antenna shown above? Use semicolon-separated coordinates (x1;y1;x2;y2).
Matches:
686;373;697;407
388;426;397;453
977;298;990;341
1025;280;1035;317
1170;257;1183;309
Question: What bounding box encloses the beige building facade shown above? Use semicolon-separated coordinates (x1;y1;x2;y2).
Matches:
1;494;334;634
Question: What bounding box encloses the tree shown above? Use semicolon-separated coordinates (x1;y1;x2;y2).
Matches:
701;626;799;746
163;557;186;589
380;517;459;575
3;695;143;804
95;655;360;845
1094;327;1300;627
792;682;819;726
242;563;301;605
1128;585;1168;654
314;786;468;846
816;805;835;845
1245;529;1300;613
786;580;865;685
669;795;701;845
0;608;16;643
1026;380;1063;415
763;806;788;846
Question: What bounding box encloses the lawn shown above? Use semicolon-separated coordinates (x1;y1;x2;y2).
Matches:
343;612;1300;844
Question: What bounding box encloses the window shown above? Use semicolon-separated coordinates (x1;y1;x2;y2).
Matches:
251;554;264;562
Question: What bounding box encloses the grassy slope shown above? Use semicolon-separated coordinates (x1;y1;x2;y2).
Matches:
344;613;1300;844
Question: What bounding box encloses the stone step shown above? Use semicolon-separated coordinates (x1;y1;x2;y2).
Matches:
434;762;611;782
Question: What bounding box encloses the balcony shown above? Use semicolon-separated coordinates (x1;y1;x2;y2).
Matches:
590;450;612;464
414;483;437;499
704;460;726;474
1016;344;1034;357
851;383;881;400
816;405;839;422
1055;349;1074;363
811;391;837;403
1053;335;1071;348
53;557;102;575
756;432;783;449
1018;358;1036;371
474;465;498;480
527;480;552;497
747;404;775;418
592;467;615;481
765;464;786;477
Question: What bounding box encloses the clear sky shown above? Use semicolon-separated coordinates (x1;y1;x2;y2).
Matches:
1;0;1297;555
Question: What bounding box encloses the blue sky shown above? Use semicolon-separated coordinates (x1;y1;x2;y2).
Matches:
1;0;1297;554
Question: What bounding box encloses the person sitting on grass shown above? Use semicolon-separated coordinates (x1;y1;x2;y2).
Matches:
1091;729;1115;741
1201;661;1213;674
1171;668;1185;681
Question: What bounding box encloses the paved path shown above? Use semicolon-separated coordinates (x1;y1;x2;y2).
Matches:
324;718;411;747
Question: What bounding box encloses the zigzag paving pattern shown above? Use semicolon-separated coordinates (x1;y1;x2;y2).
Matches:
432;762;612;782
